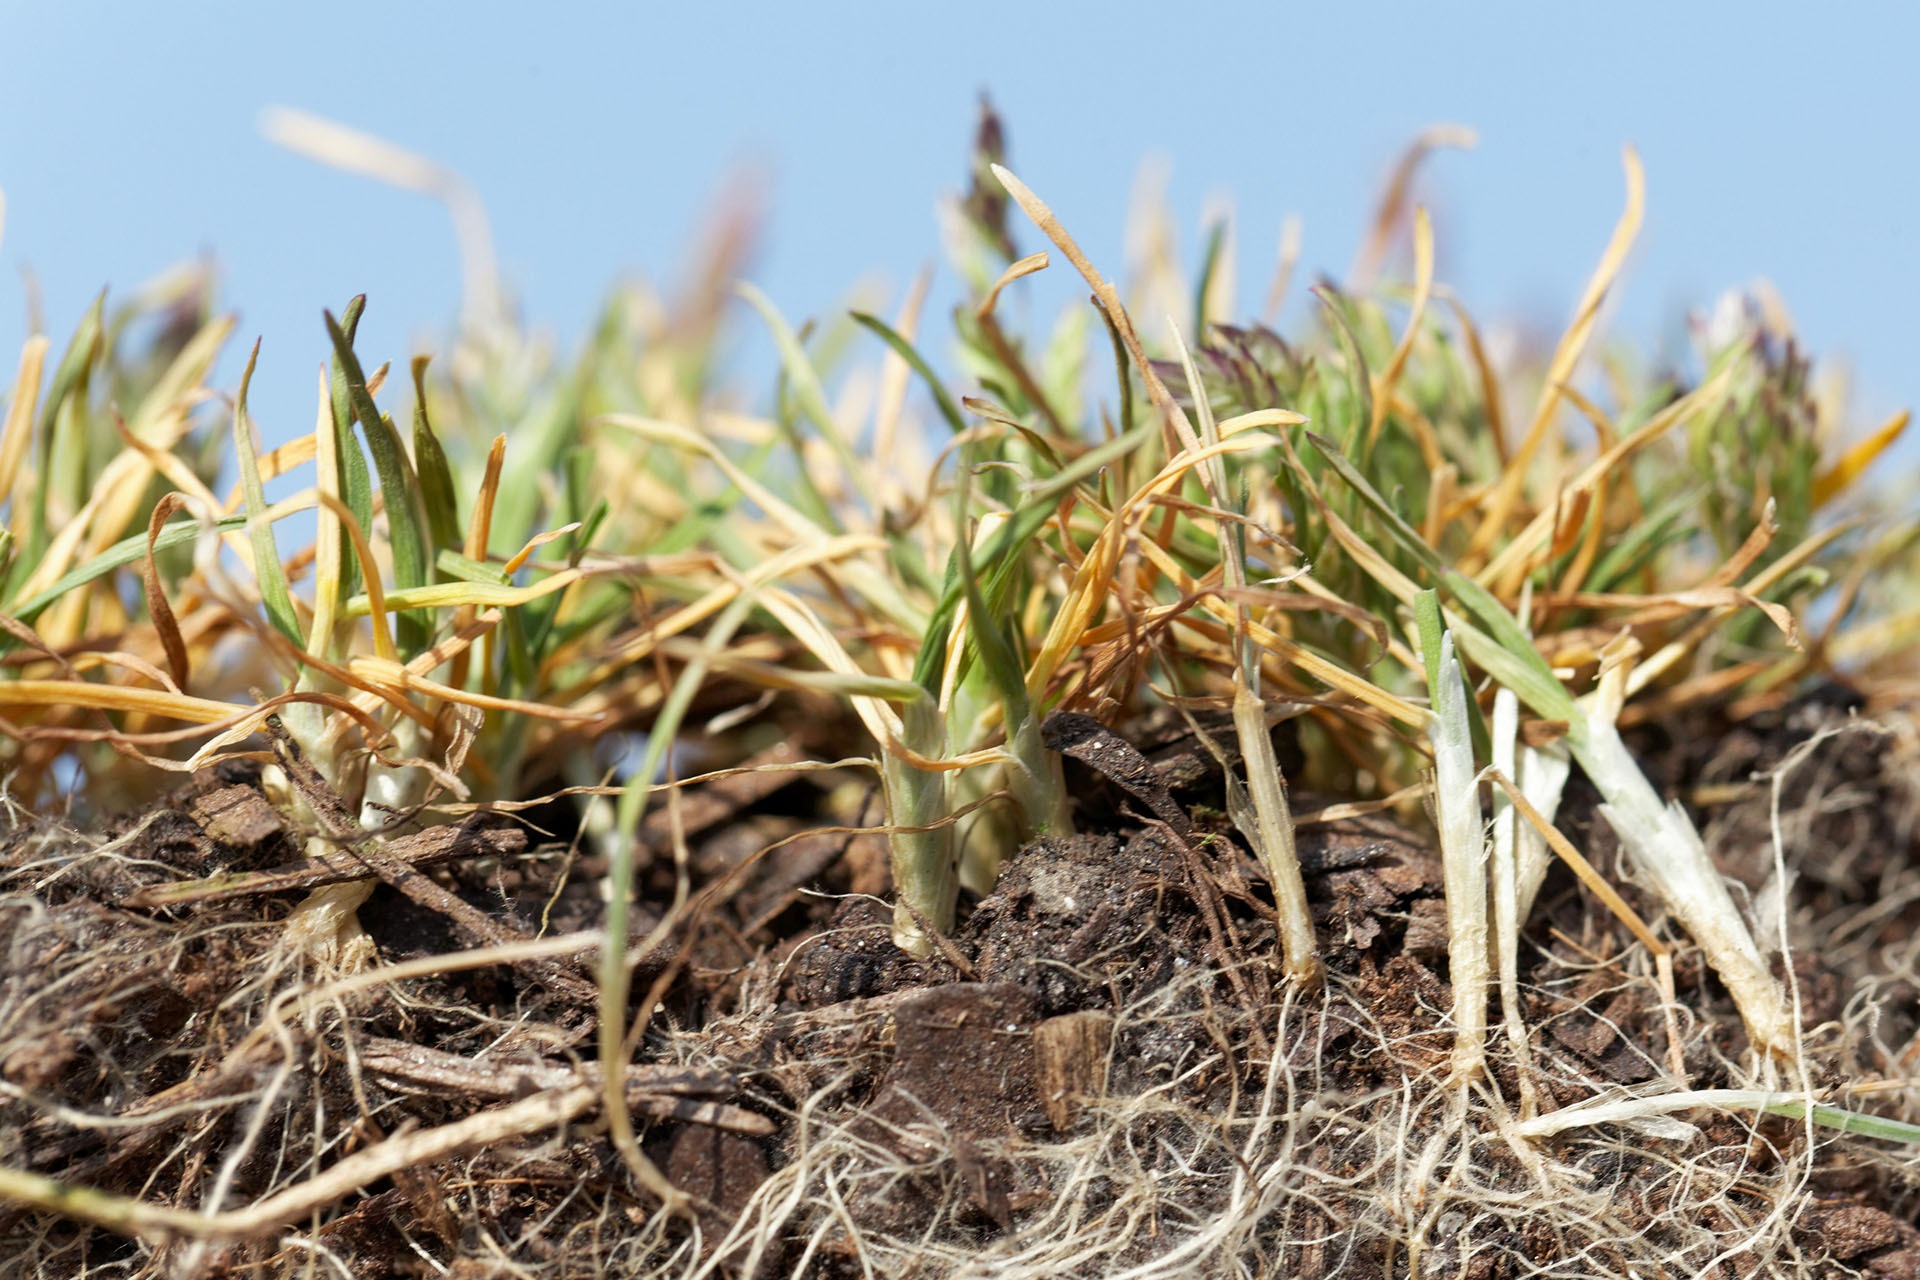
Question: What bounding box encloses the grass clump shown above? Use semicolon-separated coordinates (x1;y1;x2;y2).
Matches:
3;100;1920;1276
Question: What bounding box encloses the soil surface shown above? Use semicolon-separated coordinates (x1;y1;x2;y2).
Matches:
5;695;1920;1277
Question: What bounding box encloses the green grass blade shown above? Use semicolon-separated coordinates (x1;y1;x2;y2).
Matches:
1584;487;1698;594
491;362;586;555
231;339;303;645
1312;288;1373;459
327;309;429;651
327;296;373;600
410;355;463;555
738;283;877;512
435;548;508;584
1794;1101;1920;1145
1415;589;1445;700
1307;431;1576;724
957;518;1033;730
852;311;969;436
3;515;246;636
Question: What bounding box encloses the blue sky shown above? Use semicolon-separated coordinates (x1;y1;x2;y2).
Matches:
3;2;1914;448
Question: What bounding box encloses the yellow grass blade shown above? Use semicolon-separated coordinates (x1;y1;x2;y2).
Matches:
992;163;1199;461
1026;433;1285;701
1479;362;1733;597
1814;409;1909;506
0;336;47;515
0;680;245;725
1367;206;1435;450
341;569;584;619
1469;147;1645;561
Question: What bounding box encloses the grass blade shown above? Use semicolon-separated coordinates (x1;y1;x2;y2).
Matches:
231;339;304;645
327;308;430;651
410;355;463;554
852;311;969;436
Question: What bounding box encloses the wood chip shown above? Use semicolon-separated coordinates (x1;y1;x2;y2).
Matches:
1032;1009;1113;1131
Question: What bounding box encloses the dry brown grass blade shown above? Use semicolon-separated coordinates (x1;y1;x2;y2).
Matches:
349;655;602;722
1166;601;1426;729
1026;434;1291;702
1548;584;1798;647
1437;290;1508;466
468;433;507;562
3;690;387;775
1623;517;1855;699
304;487;397;662
976;251;1068;436
22;317;236;606
979;251;1051;318
140;493;193;691
1469;146;1645;563
992;164;1199;460
1367;207;1436;450
1349;125;1477;290
872;263;932;501
0;680;250;725
499;522;580;575
1547;382;1623;595
112;410;226;525
304;368;344;657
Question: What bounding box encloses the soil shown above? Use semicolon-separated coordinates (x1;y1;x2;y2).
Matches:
5;694;1920;1277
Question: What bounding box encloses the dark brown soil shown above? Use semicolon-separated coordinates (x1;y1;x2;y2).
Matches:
5;696;1920;1277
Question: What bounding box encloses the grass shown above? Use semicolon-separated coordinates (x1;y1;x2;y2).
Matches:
3;100;1919;1272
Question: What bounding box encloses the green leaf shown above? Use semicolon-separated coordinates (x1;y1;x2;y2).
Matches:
410;355;463;554
739;283;876;512
327;296;373;600
1308;432;1576;725
1585;487;1698;594
491;358;585;554
436;547;509;584
327;308;429;652
1415;589;1445;703
852;311;969;436
231;340;303;646
3;516;247;638
1312;287;1373;460
957;485;1033;729
1791;1101;1920;1145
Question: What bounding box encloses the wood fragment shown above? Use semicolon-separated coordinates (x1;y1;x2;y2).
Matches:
1032;1010;1113;1131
